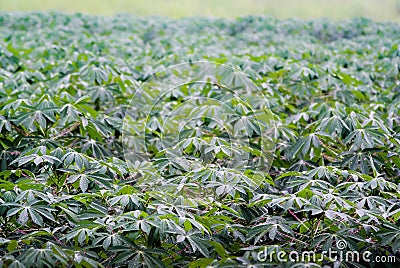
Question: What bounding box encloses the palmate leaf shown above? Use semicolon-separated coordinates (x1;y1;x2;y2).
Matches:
269;194;310;211
317;114;350;134
111;238;166;268
378;223;400;252
246;216;293;243
66;169;112;192
109;193;141;208
80;64;110;85
61;150;90;169
81;138;112;159
343;126;386;150
17;246;68;268
88;84;117;104
3;200;56;226
340;148;385;174
289;131;331;160
11;154;61;167
12;104;58;130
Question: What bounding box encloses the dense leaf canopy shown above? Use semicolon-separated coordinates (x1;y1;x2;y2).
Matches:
0;13;399;267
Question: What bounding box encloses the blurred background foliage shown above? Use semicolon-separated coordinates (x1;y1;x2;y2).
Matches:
1;0;400;21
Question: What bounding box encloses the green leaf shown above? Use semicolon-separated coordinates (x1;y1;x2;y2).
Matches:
7;240;18;252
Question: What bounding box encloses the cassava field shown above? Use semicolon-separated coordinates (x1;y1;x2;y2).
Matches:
0;12;399;267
